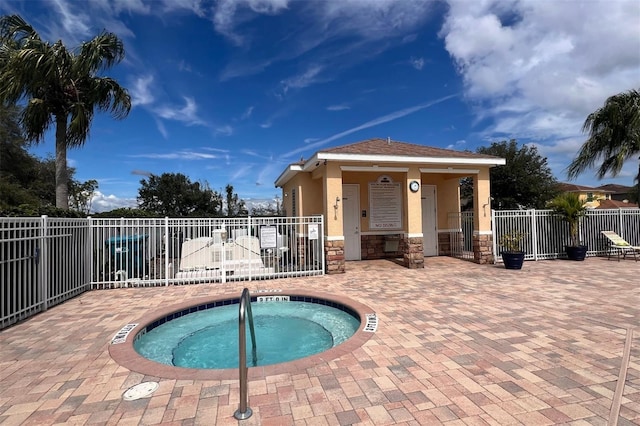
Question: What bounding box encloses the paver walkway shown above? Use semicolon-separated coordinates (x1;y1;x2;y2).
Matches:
0;257;638;425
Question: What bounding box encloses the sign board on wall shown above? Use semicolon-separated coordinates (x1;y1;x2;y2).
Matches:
259;226;277;249
369;182;402;229
308;223;319;240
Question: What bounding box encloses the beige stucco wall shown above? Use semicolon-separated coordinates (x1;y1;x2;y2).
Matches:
281;173;323;217
281;163;494;236
575;191;608;208
473;167;492;232
421;174;461;230
325;163;343;237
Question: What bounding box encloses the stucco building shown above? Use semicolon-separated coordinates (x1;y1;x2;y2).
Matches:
275;138;506;273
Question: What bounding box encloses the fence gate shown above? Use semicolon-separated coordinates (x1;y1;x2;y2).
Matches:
1;217;90;330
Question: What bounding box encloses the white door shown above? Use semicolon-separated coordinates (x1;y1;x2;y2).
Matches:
342;184;361;261
422;185;438;256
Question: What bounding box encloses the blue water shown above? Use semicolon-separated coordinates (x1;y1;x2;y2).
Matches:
134;301;360;369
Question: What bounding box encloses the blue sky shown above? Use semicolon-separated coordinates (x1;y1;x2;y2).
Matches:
2;0;639;212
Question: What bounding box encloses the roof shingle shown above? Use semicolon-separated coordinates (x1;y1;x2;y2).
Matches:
322;138;501;160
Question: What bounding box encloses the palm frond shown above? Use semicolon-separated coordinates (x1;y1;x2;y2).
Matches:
568;89;640;179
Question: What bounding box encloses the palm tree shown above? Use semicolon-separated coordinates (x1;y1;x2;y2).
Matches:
0;14;131;209
567;89;640;203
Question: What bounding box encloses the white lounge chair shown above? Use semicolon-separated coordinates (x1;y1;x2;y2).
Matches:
601;231;640;262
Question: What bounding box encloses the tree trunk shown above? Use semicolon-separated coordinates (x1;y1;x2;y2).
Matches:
55;115;69;210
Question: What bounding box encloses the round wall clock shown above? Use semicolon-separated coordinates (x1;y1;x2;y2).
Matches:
409;180;420;193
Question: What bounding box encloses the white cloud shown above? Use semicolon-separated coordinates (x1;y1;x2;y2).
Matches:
213;0;290;45
159;0;206;17
410;56;424;70
112;0;150;14
241;106;254;120
230;164;254;181
441;0;640;143
446;139;466;150
154;97;205;126
90;191;138;213
215;125;234;136
52;0;91;37
326;105;350;111
130;75;155;107
217;0;435;82
155;119;168;139
202;147;231;153
280;65;324;94
130;150;218;160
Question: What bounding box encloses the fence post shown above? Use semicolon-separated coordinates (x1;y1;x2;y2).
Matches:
221;239;227;284
248;216;252;281
40;215;49;311
491;209;497;264
618;209;624;239
530;210;538;261
164;217;170;286
87;216;93;289
321;215;326;274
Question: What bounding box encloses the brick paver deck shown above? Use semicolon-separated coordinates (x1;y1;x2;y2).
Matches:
0;257;638;425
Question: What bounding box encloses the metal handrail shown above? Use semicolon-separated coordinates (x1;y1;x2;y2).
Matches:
234;288;257;420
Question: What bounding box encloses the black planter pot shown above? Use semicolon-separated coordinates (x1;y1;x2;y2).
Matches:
502;251;525;269
565;245;588;261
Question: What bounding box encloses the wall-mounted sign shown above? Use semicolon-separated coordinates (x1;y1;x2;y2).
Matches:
369;182;402;229
308;223;319;240
259;226;277;249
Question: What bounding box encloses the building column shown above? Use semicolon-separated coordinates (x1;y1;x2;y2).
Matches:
324;238;345;274
323;163;345;274
472;232;493;264
472;168;495;264
402;235;424;268
403;168;424;268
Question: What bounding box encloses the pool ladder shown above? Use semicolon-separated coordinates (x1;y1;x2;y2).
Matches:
234;288;257;420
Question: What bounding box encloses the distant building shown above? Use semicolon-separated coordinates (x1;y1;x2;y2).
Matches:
595;199;638;209
596;183;636;203
557;183;613;208
558;182;638;208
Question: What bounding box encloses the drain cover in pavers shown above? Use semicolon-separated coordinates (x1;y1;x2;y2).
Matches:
122;382;159;401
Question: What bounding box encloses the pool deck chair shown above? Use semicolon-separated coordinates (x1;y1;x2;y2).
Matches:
601;231;640;262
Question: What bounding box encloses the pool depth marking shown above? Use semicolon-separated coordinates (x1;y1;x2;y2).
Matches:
364;313;378;332
111;323;138;344
257;295;290;302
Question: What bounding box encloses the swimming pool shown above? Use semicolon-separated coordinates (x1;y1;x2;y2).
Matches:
134;299;361;369
109;290;377;380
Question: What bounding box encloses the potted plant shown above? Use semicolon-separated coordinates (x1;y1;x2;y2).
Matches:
549;192;588;260
499;231;526;269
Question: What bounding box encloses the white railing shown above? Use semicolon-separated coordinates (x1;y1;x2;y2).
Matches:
1;215;324;330
90;216;325;288
447;212;474;260
3;209;635;329
492;208;640;262
0;217;90;330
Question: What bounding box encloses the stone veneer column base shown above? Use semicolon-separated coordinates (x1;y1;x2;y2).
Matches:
473;234;493;264
437;232;452;256
324;239;345;274
402;236;424;269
